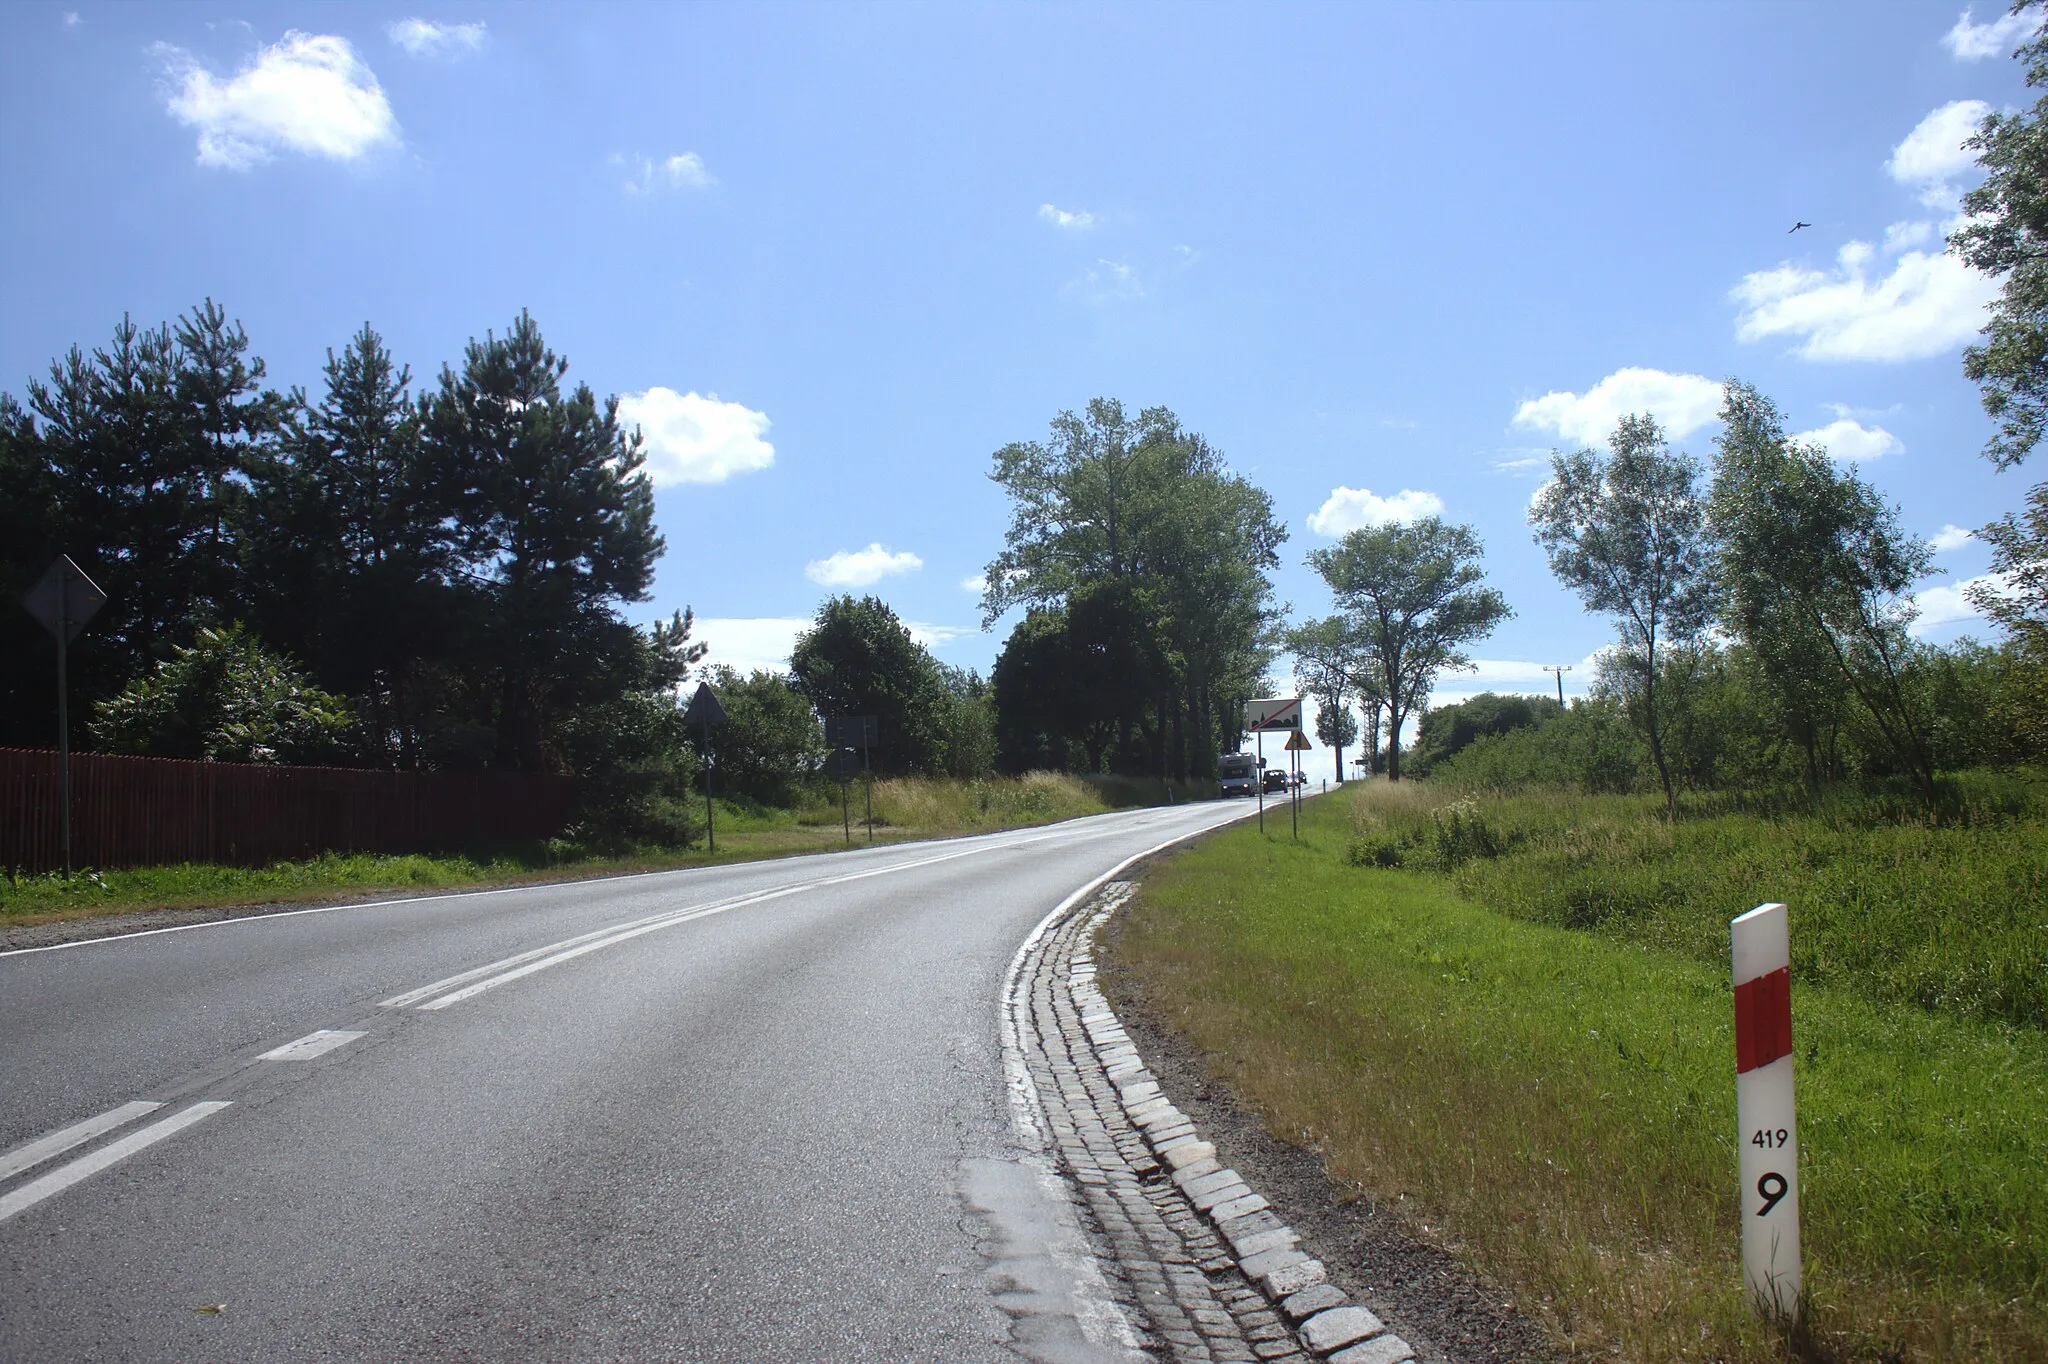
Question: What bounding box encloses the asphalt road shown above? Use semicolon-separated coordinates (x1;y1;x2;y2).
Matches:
0;801;1253;1363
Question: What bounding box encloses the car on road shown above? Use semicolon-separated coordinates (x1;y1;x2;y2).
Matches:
1262;768;1289;794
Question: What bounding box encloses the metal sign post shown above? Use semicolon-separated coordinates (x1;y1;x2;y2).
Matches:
1732;902;1802;1322
826;747;860;844
683;683;727;854
826;716;877;844
1284;728;1312;840
20;555;107;879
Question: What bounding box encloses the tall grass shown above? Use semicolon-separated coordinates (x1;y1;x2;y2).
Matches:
1107;793;2048;1361
1344;777;2048;1031
1;770;1187;924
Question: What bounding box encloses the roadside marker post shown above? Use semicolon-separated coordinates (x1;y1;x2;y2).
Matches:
1732;902;1802;1322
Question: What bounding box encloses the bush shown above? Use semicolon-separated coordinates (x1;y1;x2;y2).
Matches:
89;623;358;764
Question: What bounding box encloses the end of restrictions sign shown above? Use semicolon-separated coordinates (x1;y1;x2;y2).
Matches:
1244;697;1302;732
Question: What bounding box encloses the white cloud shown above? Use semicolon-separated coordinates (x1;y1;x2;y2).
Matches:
1731;239;1997;361
617;388;774;485
1911;572;2014;635
386;18;486;57
1887;100;1991;206
695;617;808;677
1066;258;1142;303
1788;417;1904;461
1930;523;1975;552
1306;486;1445;536
806;544;924;588
619;151;715;195
62;11;81;27
905;621;973;651
1945;6;2045;60
961;574;988;594
157;31;399;170
1884;219;1935;252
1512;367;1724;446
1038;203;1096;229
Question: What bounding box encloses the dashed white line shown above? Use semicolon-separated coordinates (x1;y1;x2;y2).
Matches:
0;1102;232;1224
0;1101;163;1183
258;1029;366;1061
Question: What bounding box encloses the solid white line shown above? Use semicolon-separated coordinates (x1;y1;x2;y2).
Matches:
376;880;812;1007
403;824;1110;1011
415;884;814;1010
0;1102;232;1224
0;1101;163;1184
257;1029;366;1061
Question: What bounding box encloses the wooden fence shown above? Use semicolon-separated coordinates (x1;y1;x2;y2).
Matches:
0;748;575;874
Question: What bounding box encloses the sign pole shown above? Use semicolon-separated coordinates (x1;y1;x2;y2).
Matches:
1256;730;1265;834
56;571;71;880
1290;746;1299;840
701;718;715;855
1732;902;1802;1322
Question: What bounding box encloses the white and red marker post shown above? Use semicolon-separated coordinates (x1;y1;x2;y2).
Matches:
1731;902;1802;1321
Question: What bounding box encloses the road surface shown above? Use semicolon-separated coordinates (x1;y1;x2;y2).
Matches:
1;801;1251;1362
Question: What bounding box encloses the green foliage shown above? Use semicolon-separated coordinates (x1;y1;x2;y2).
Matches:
1410;691;1561;775
983;398;1285;782
1529;415;1714;812
1431;695;1649;792
88;623;356;764
790;594;950;776
934;665;999;779
1712;381;1939;802
1953;0;2048;471
698;665;823;806
1307;517;1512;779
3;304;288;749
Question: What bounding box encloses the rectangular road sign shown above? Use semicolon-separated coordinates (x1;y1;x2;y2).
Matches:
825;715;877;749
1244;697;1302;732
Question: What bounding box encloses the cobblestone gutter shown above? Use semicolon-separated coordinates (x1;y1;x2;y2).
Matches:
1003;875;1418;1364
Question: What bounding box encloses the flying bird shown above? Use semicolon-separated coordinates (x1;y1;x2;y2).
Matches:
1788;221;1812;234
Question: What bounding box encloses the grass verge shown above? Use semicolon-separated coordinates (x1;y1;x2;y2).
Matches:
1104;788;2047;1362
1;769;1196;926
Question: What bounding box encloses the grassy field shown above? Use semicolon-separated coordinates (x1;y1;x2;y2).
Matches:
0;769;1199;926
1104;786;2047;1362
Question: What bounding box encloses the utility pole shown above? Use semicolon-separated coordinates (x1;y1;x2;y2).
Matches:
1542;664;1573;707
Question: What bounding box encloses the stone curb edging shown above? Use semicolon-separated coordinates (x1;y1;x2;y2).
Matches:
1010;874;1419;1364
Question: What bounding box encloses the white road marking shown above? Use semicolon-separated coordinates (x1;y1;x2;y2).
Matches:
0;1102;232;1224
416;884;812;1010
0;1101;163;1184
402;827;1091;1011
257;1029;366;1061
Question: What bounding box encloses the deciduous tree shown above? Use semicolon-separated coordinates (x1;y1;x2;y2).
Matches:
1529;414;1715;814
1308;518;1510;780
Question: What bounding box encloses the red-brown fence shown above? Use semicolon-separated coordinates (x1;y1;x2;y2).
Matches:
0;748;575;873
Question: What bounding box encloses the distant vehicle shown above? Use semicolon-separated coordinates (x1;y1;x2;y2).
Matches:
1217;752;1259;797
1290;770;1307;789
1262;768;1289;794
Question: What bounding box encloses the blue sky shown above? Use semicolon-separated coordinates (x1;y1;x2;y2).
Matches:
2;2;2039;779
